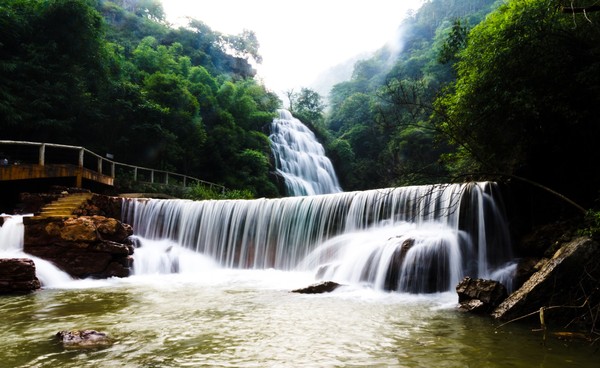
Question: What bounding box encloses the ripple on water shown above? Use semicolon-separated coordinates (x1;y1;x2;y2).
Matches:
0;271;597;367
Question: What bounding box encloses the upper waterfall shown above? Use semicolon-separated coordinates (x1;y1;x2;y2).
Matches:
270;109;342;196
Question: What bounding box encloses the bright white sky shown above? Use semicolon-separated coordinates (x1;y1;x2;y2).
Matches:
161;0;423;95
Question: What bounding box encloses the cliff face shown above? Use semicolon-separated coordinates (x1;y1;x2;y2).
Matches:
23;215;134;279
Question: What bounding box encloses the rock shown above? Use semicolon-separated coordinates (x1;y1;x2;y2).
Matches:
0;258;41;294
518;221;575;257
23;216;134;279
291;281;343;294
492;237;600;324
456;277;508;313
384;238;415;291
513;257;540;290
56;330;112;349
73;195;123;219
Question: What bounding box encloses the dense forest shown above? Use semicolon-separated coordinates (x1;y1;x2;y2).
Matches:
293;0;599;213
1;0;599;213
0;0;281;197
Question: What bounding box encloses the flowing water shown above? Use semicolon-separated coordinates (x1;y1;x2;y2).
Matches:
122;182;515;293
270;109;342;196
0;270;597;367
0;182;597;366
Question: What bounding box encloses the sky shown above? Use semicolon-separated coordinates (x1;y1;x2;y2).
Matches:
161;0;424;95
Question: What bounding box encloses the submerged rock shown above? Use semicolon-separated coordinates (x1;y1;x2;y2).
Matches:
56;330;112;349
0;258;41;294
456;277;508;313
291;281;343;294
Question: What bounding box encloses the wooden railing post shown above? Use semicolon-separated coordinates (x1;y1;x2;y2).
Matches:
39;144;45;166
97;157;103;174
111;162;115;178
76;148;84;188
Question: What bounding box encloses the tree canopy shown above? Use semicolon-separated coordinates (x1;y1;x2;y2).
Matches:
0;0;281;197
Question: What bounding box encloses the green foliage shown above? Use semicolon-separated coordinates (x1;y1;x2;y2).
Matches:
287;88;325;126
437;19;470;64
578;209;600;239
435;0;600;205
0;0;284;198
324;0;498;190
184;184;254;200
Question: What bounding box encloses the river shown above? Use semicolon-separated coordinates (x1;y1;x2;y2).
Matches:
1;265;597;367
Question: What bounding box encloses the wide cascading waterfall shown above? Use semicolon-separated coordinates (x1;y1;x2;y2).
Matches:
270;109;342;196
123;182;515;293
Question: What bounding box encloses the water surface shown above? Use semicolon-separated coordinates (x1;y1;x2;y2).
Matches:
0;269;596;367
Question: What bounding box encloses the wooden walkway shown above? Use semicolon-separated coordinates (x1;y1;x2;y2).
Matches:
0;140;225;192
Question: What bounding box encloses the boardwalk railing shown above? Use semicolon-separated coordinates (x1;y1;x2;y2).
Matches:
0;140;226;192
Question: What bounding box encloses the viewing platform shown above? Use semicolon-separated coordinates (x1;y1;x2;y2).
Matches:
0;140;224;192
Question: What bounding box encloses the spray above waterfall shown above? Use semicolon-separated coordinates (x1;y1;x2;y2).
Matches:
270;109;342;196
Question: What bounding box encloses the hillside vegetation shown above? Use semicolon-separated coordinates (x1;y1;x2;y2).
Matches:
2;0;599;212
0;0;280;197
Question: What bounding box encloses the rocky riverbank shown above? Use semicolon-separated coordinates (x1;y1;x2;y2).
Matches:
458;235;600;340
23;215;134;279
1;188;133;292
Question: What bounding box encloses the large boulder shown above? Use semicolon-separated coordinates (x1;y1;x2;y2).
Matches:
0;258;41;294
456;277;508;313
492;237;600;325
23;216;134;279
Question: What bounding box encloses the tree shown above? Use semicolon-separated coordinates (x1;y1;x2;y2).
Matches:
293;88;325;124
434;0;600;206
223;29;263;64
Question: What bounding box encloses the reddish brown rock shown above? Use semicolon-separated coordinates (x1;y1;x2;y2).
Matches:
0;258;41;294
23;216;133;279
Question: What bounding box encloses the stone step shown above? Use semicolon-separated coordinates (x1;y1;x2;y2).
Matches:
37;193;93;219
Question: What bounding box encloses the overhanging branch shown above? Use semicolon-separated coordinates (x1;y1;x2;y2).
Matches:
561;6;600;13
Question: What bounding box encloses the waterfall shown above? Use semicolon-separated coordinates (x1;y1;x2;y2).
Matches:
124;182;514;293
0;215;72;286
270;109;342;196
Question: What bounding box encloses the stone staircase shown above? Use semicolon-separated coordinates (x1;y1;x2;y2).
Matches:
38;193;93;218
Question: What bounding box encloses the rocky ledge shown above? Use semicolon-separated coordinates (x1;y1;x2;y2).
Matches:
23;215;134;279
458;236;600;335
492;236;600;326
